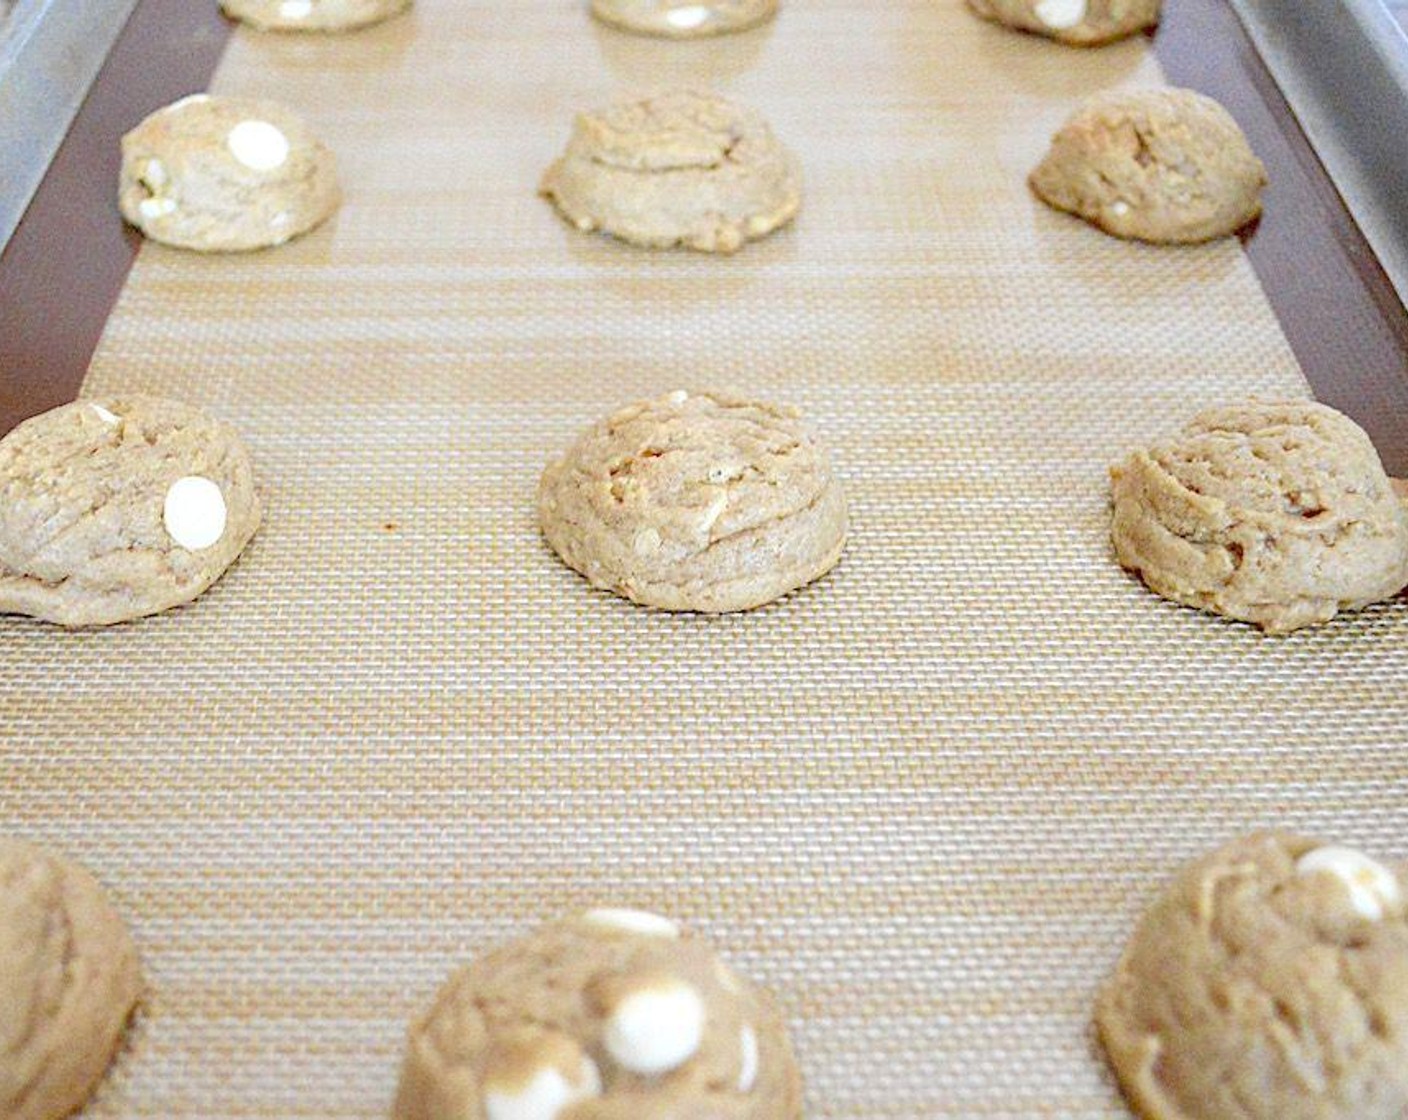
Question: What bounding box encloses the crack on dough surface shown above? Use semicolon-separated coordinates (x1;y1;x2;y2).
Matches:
1109;400;1408;632
538;390;846;612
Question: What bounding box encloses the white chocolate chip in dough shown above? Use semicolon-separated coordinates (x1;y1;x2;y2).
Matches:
1110;200;1131;217
1034;0;1087;29
139;197;178;220
90;404;119;425
227;119;291;172
698;489;728;534
738;1024;759;1092
484;1061;601;1120
666;4;710;29
280;0;314;17
603;977;706;1075
666;389;690;407
163;476;228;551
1297;846;1404;921
142;159;168;189
582;909;681;939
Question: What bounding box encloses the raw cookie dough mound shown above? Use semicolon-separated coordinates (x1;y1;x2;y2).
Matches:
1110;399;1408;633
221;0;410;31
1030;88;1265;243
394;909;803;1119
540;89;800;253
0;838;143;1120
119;94;341;252
591;0;777;39
0;395;262;627
539;389;847;612
967;0;1158;45
1098;832;1408;1120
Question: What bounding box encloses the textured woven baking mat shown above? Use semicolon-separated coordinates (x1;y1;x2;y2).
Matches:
2;1;1407;1116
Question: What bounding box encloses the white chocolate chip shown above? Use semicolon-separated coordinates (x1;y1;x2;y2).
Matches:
582;909;680;938
143;159;168;189
665;4;710;28
1297;846;1403;921
163;476;228;551
227;120;291;173
484;1063;600;1120
139;197;178;220
90;404;119;425
280;0;314;17
738;1025;759;1093
633;527;662;556
666;389;690;406
1034;0;1087;29
604;979;706;1075
698;489;728;534
1110;200;1131;217
271;211;291;227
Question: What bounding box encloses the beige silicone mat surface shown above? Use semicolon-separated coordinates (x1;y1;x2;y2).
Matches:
4;0;1408;1116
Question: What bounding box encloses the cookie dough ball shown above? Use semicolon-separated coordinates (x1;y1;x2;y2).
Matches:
539;389;847;612
1030;88;1265;243
1110;399;1408;633
394;909;803;1120
221;0;409;31
0;396;262;627
0;839;143;1120
967;0;1158;45
1099;832;1408;1120
591;0;777;38
119;94;341;252
540;90;800;253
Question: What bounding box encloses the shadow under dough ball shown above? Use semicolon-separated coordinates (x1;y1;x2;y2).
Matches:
1109;399;1408;633
0;838;143;1120
394;909;802;1119
538;389;848;612
1030;87;1266;243
0;395;262;627
590;0;777;38
220;0;411;31
1099;832;1408;1120
540;89;801;253
119;94;341;252
968;0;1159;45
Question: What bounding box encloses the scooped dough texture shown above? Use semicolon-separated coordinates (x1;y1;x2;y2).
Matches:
539;390;847;612
393;912;803;1119
590;0;777;38
1030;88;1266;243
0;839;143;1120
119;94;341;252
0;395;262;627
967;0;1159;45
221;0;410;31
1110;400;1408;633
1098;832;1408;1120
540;90;801;253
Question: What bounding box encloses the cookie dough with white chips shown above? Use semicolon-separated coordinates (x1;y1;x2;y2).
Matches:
1030;88;1265;244
591;0;777;39
393;909;802;1119
539;389;848;612
0;396;261;627
540;90;801;254
221;0;410;31
0;838;143;1120
1098;832;1408;1120
119;94;341;252
1110;399;1408;632
967;0;1159;46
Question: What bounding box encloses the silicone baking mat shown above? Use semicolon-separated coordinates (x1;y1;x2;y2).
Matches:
3;1;1407;1116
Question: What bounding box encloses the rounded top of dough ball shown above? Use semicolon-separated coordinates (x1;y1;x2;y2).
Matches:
221;0;410;31
1098;831;1408;1120
393;909;803;1119
1110;399;1408;632
591;0;777;39
538;389;848;612
0;838;143;1120
119;94;341;252
0;395;262;627
1030;87;1266;243
539;89;801;253
967;0;1159;46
